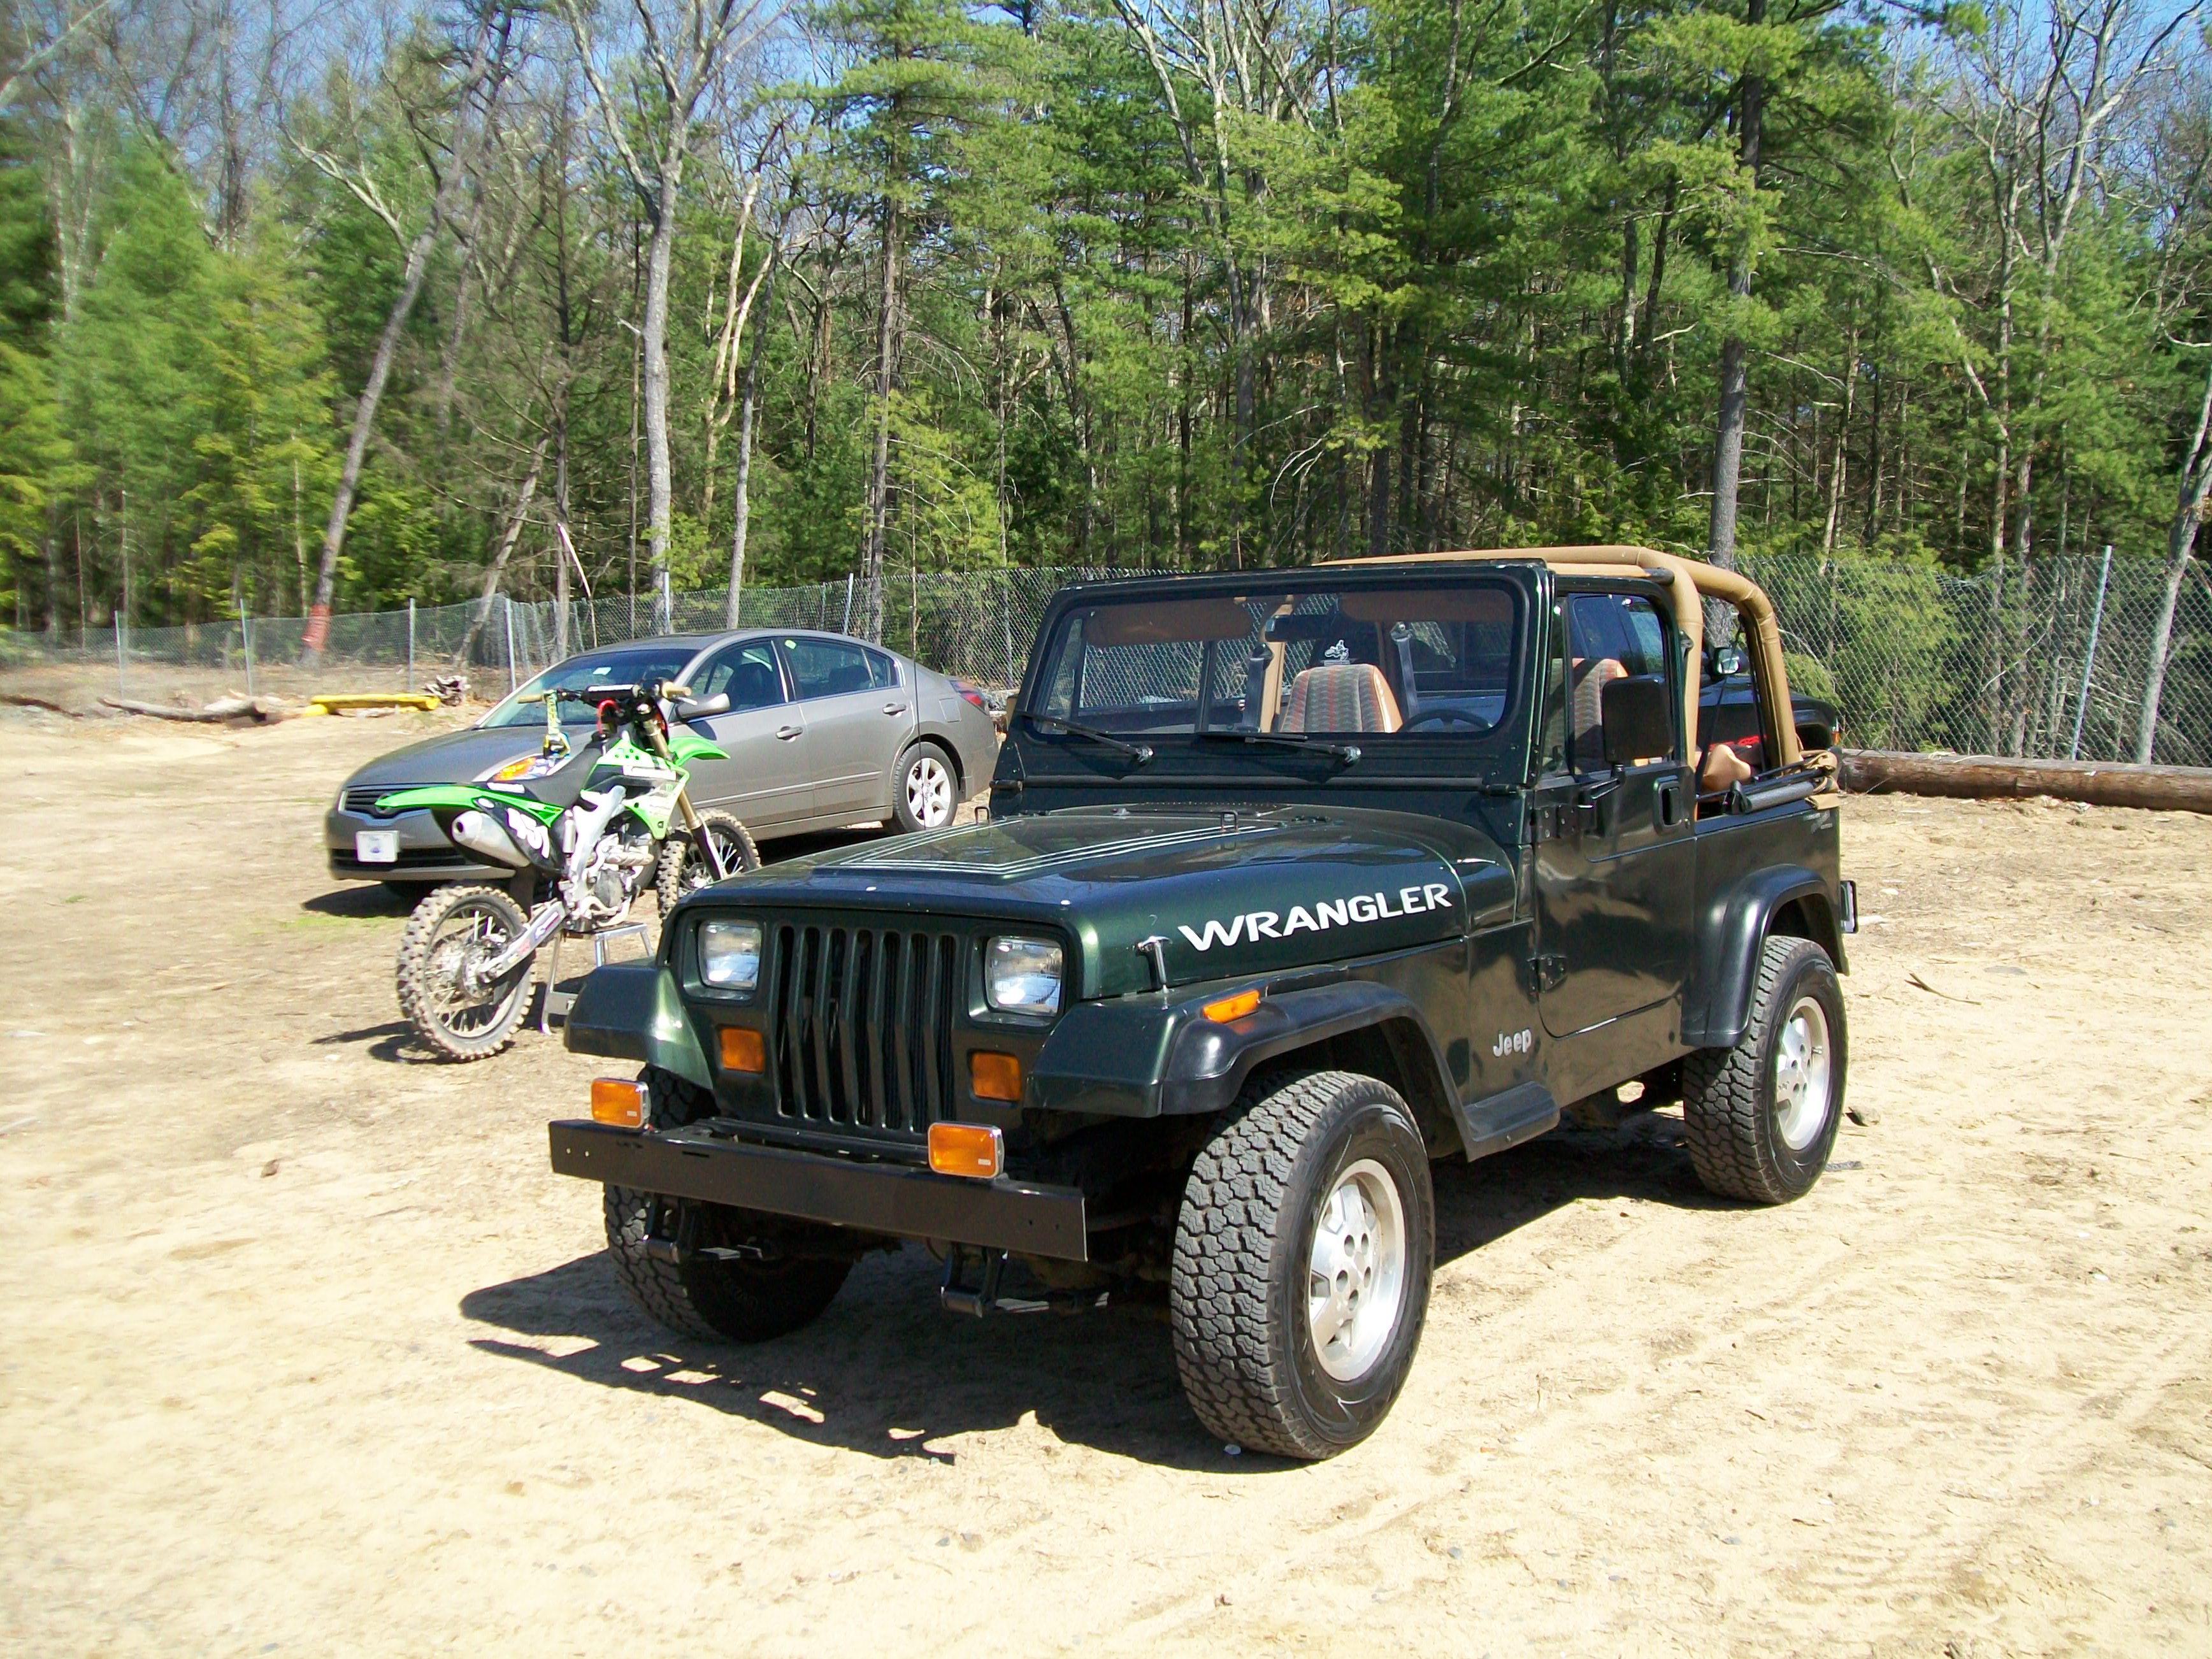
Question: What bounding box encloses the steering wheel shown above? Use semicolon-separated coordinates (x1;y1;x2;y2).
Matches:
1400;708;1486;731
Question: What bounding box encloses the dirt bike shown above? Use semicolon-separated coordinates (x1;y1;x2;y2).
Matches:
378;679;760;1060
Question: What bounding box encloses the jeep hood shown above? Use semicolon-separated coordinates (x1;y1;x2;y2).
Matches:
701;805;1516;998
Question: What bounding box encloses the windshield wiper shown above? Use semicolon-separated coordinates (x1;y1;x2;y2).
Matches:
1018;711;1154;765
1199;729;1362;765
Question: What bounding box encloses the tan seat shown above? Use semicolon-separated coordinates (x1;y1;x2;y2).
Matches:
1282;663;1402;734
1568;657;1625;766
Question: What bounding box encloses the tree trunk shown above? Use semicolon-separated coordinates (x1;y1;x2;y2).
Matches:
1839;749;2212;814
639;141;685;634
300;13;502;666
860;192;901;643
2136;351;2212;764
553;408;572;660
1706;0;1764;571
457;430;550;665
725;255;781;629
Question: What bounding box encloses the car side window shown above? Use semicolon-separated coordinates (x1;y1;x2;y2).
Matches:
1565;591;1671;772
865;648;901;691
695;640;787;712
782;637;876;701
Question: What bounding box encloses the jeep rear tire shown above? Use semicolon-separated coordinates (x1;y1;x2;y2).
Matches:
1682;935;1847;1203
603;1069;851;1342
1171;1069;1434;1460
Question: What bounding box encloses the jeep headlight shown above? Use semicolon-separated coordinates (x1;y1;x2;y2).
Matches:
986;936;1063;1017
699;920;763;993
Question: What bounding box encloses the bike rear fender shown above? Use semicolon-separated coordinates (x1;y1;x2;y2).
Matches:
374;782;563;822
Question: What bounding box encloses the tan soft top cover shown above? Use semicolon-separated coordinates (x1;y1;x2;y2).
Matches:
1326;545;1802;768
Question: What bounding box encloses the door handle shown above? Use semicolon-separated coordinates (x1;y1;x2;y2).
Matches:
1655;777;1684;828
883;703;908;716
775;725;802;741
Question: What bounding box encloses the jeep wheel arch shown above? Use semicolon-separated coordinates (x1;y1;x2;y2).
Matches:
1683;865;1844;1050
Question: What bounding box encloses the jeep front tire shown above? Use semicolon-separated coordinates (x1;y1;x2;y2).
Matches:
1171;1068;1435;1460
1682;935;1847;1203
602;1068;851;1342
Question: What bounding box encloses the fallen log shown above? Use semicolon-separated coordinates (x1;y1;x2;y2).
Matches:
0;691;78;715
99;694;291;725
1838;749;2212;814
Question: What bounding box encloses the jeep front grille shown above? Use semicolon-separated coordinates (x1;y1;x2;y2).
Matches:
766;922;962;1137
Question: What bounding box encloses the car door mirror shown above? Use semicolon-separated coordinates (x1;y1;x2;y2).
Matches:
674;692;730;721
1711;645;1745;679
1601;674;1673;767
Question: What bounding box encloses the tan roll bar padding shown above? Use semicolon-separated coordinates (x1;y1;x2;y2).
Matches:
1329;545;1801;769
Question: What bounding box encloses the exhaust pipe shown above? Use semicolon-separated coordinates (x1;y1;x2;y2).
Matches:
450;809;528;868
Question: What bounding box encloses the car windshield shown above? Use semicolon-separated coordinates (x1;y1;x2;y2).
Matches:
1031;577;1523;743
478;646;698;728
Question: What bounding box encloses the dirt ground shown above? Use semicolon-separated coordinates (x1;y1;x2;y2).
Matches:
1;708;2208;1659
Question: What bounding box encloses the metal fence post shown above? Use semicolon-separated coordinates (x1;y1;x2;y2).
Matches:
1003;572;1016;687
406;597;416;692
239;597;254;698
501;594;518;696
2068;544;2113;761
113;608;125;694
841;572;854;635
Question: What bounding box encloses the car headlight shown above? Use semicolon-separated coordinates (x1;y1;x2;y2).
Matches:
699;920;763;993
986;935;1063;1017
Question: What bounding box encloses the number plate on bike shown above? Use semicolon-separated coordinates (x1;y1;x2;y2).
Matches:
356;830;399;864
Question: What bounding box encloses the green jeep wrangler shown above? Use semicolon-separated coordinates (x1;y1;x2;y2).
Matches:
551;546;1855;1460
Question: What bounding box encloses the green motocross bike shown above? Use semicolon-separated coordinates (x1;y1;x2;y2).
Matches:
378;679;759;1060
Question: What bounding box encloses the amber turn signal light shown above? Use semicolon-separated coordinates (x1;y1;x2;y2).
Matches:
968;1050;1023;1103
1202;987;1263;1023
928;1121;1005;1180
719;1026;766;1074
591;1077;645;1128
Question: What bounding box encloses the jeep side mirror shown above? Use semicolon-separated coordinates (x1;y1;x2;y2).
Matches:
1600;674;1674;767
673;692;729;721
1712;645;1746;678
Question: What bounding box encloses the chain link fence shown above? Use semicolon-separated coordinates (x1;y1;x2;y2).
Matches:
3;551;2205;766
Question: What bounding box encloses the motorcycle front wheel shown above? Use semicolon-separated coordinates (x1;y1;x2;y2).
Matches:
396;883;536;1061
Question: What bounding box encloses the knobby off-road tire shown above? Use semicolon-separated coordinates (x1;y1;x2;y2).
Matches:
603;1069;851;1343
394;883;535;1061
656;810;760;916
1682;935;1847;1203
1171;1068;1435;1460
891;741;959;833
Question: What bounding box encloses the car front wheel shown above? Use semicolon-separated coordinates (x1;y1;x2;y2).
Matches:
1171;1068;1434;1460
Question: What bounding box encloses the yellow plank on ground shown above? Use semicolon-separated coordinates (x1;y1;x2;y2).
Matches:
308;693;442;713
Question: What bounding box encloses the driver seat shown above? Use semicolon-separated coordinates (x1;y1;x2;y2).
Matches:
1282;663;1402;734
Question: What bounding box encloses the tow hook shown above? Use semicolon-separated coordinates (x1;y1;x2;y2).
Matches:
642;1198;768;1266
938;1244;1096;1317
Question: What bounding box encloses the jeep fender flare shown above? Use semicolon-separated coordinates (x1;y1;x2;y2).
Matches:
1157;980;1457;1126
562;960;714;1089
1682;865;1845;1051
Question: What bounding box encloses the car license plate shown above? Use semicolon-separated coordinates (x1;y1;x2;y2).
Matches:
356;830;399;865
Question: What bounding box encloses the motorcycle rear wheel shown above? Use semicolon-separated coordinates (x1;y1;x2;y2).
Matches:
656;810;760;914
396;883;536;1061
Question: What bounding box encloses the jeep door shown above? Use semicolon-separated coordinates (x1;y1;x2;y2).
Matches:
1528;585;1697;1039
775;635;914;821
684;637;814;828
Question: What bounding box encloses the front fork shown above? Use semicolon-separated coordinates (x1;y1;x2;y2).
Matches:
642;723;728;881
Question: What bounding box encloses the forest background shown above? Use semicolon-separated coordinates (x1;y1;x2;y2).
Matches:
0;0;2206;759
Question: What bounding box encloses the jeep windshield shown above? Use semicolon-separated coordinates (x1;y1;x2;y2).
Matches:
1031;575;1525;753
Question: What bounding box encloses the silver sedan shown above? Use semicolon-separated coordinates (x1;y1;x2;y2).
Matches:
324;629;1001;886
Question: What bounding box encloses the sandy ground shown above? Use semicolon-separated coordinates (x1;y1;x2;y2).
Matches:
0;709;2208;1659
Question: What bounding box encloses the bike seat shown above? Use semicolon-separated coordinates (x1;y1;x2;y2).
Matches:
507;744;602;810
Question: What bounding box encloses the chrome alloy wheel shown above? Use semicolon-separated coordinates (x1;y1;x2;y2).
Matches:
1774;995;1834;1151
1307;1158;1409;1382
905;753;954;828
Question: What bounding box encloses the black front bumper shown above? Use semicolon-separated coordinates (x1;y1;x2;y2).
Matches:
549;1121;1089;1261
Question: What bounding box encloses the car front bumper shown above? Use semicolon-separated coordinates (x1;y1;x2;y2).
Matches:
324;805;506;882
549;1119;1089;1261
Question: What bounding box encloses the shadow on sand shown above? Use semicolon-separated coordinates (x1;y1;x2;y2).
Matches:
461;1114;1732;1467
